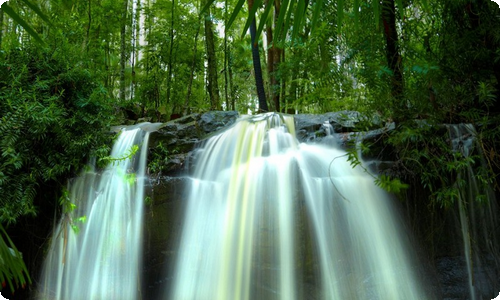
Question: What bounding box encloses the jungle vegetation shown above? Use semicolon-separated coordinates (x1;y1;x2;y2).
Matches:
0;0;499;294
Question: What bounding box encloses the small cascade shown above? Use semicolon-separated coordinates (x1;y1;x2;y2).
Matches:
38;123;159;300
169;113;430;300
446;124;500;299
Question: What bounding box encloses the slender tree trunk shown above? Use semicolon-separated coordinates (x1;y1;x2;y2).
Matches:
204;4;221;110
265;0;282;112
266;12;275;110
248;0;268;112
120;0;129;102
105;38;110;89
229;48;236;110
166;0;175;111
0;9;4;49
224;0;230;110
83;0;91;52
280;43;286;113
382;0;404;120
184;21;201;114
131;0;141;101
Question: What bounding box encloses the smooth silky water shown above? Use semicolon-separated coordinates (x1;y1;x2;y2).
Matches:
168;113;431;300
38;123;160;300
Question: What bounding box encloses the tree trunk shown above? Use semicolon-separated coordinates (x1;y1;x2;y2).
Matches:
131;0;141;101
204;4;221;110
166;0;175;109
224;0;230;110
119;0;129;102
184;15;201;114
266;10;276;111
248;0;268;112
0;8;4;49
229;48;236;110
267;0;282;112
381;0;404;121
84;0;91;52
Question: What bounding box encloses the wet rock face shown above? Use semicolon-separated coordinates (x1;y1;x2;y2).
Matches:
143;176;189;299
147;110;368;174
147;111;239;174
198;110;239;133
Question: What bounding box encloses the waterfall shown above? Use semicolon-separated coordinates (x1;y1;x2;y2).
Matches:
169;113;430;300
446;124;500;299
38;123;159;300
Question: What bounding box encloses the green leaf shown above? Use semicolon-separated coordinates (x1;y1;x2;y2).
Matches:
275;0;291;41
353;0;360;23
337;0;344;30
241;0;263;40
395;0;405;19
372;0;380;30
20;0;54;27
311;0;324;33
226;0;247;29
420;0;429;12
291;0;306;42
0;224;31;292
255;0;275;43
200;0;217;17
0;3;46;46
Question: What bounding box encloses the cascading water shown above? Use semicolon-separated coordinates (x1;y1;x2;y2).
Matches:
38;123;159;300
446;124;500;299
169;113;430;300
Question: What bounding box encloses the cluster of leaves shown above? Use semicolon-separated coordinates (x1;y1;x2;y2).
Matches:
0;45;115;224
385;122;493;208
0;223;30;293
148;142;169;174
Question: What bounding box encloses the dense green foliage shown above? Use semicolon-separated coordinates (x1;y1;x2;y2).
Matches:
0;45;114;223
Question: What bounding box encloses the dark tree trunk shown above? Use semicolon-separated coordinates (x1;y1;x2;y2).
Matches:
248;0;268;112
0;8;4;49
265;0;280;112
184;19;201;114
119;0;129;102
229;49;236;110
166;0;175;109
204;4;221;110
381;0;404;121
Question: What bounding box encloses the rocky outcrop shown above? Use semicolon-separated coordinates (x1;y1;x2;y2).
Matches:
147;110;370;175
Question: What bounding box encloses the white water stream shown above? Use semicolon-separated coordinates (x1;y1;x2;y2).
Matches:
38;124;158;300
169;113;428;300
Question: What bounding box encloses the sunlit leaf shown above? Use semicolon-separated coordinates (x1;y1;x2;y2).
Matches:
311;0;324;33
291;0;306;42
20;0;53;26
241;0;263;40
226;0;247;29
255;0;275;42
275;0;291;40
200;0;217;16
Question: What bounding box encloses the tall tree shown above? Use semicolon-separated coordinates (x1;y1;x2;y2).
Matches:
204;1;221;110
248;0;268;112
119;0;129;102
381;0;404;121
